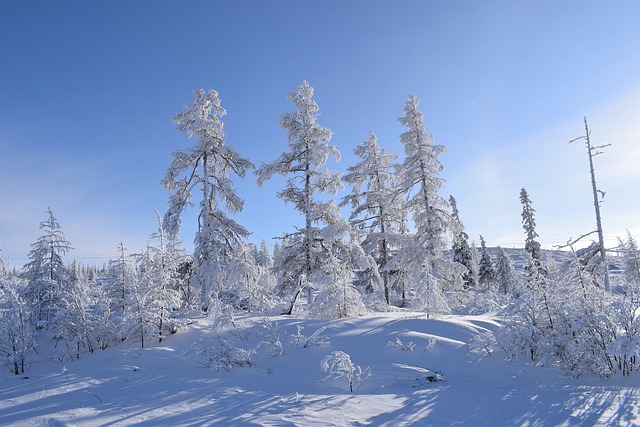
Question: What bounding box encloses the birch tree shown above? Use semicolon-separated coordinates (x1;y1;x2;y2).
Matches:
163;89;253;311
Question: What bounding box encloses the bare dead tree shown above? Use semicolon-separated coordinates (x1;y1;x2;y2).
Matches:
569;117;611;292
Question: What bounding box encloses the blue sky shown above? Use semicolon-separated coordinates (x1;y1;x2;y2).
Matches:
1;1;639;267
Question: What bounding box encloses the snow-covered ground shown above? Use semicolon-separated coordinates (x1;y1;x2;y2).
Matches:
1;312;639;426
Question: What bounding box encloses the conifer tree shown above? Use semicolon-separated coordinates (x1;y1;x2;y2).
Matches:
163;89;253;311
256;81;343;313
519;188;547;278
494;246;515;294
341;130;407;304
393;95;454;311
519;188;542;262
477;235;496;291
107;242;135;312
397;95;449;257
449;195;475;289
22;208;73;327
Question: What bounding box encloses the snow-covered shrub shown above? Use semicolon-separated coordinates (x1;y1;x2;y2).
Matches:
321;351;371;392
388;337;415;351
290;325;330;348
259;317;284;356
0;280;36;375
497;244;640;378
188;335;255;371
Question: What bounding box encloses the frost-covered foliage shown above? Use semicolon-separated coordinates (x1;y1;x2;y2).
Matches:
449;195;475;289
290;325;330;348
478;236;496;291
618;232;640;286
307;209;370;319
393;96;458;311
397;95;449;258
494;247;515;294
224;242;277;313
163;89;253;312
321;350;371;392
388;337;415;351
55;268;113;358
22;208;73;328
256;81;343;312
189;334;255;371
388;243;456;317
0;278;35;374
107;242;136;312
131;217;184;344
497;239;640;377
341;130;408;304
519;188;543;263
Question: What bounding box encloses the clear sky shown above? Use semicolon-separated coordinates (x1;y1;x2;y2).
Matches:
1;1;639;268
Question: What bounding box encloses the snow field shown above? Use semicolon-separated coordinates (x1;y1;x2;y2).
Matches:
1;312;639;426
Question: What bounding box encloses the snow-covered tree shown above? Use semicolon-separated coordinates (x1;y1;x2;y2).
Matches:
107;242;136;312
619;232;640;286
449;195;475;289
0;278;35;375
163;89;253;311
397;95;449;257
253;240;273;269
494;247;515;294
308;209;369;319
519;188;542;263
55;266;113;358
224;242;277;313
256;81;342;313
477;236;496;291
393;95;453;310
125;214;183;345
21;208;73;327
341;130;407;304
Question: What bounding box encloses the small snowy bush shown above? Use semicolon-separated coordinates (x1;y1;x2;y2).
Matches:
259;317;284;356
321;351;371;392
290;325;330;348
388;337;415;351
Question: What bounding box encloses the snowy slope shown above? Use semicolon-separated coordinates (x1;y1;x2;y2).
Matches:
1;312;639;426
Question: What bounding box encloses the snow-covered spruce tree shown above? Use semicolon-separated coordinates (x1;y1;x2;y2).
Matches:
256;81;343;314
499;190;558;363
341;130;408;304
449;195;475;290
393;95;457;312
0;277;35;375
397;95;449;257
21;208;73;328
163;89;253;312
477;235;496;291
519;188;544;266
494;246;515;294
